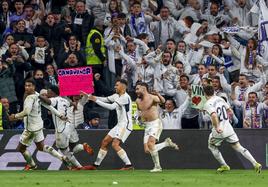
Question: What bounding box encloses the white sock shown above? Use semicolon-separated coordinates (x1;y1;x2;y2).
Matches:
94;149;107;166
61;148;82;167
117;149;131;165
209;145;227;166
233;145;257;166
150;149;161;168
43;145;63;160
22;150;36;167
155;142;168;152
72;144;84;154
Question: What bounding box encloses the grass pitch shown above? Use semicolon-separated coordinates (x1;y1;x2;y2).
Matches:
0;169;267;187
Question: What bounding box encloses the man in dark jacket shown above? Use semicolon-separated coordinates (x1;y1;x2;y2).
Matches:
71;0;95;47
0;96;9;130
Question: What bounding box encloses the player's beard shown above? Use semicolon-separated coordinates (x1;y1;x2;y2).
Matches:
137;93;143;99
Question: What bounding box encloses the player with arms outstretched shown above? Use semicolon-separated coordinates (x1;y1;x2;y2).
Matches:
88;79;133;170
135;82;179;172
203;85;262;173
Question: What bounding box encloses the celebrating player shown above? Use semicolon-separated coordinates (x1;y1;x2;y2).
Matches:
9;79;70;170
88;79;133;170
39;86;94;170
203;85;262;173
135;82;179;172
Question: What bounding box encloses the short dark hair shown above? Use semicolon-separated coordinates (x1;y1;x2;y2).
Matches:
136;81;149;91
49;85;60;96
166;98;177;108
25;78;36;86
239;74;248;79
203;85;214;96
116;78;128;86
212;76;220;81
248;92;257;97
180;74;189;81
166;38;176;44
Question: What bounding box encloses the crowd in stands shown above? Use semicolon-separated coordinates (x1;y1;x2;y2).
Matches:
0;0;268;130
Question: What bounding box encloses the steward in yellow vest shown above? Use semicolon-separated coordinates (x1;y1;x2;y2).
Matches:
0;101;8;130
85;26;106;74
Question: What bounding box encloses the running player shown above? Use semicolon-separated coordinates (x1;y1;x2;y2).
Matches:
10;79;70;170
39;85;94;170
203;85;262;173
88;79;133;170
135;82;179;172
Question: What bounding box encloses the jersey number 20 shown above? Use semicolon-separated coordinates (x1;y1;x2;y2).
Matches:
216;106;228;121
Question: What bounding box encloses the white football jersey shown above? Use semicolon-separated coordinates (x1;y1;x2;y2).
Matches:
50;96;70;133
107;93;133;130
22;93;43;132
203;96;235;138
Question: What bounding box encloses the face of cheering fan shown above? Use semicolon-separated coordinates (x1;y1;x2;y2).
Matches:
248;93;257;105
238;75;247;88
162;52;171;66
160;8;169;20
165;100;175;113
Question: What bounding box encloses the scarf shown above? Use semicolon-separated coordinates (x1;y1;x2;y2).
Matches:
238;87;247;101
130;12;146;36
244;102;261;128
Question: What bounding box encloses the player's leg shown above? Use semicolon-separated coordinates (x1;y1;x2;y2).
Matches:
208;134;229;172
69;128;94;156
17;130;37;170
60;147;82;169
111;138;133;170
155;137;179;151
94;134;113;167
147;136;162;172
230;142;262;173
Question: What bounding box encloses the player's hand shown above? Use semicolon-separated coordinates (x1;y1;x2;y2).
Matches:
88;95;97;102
216;127;223;134
60;115;68;121
219;66;225;74
9;114;16;121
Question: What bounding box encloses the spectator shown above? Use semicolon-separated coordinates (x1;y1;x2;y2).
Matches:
9;0;25;24
61;0;76;22
33;12;70;60
62;52;83;68
232;92;268;128
0;0;12;33
78;111;102;129
30;36;53;70
44;63;58;86
159;97;189;129
0;57;17;114
58;35;86;68
0;34;15;56
33;69;49;92
71;0;94;47
2;43;31;104
23;4;44;34
12;19;35;53
103;0;121;27
85;22;106;75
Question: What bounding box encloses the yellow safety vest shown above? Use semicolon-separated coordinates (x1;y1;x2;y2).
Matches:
85;29;106;65
0;103;3;130
132;102;144;130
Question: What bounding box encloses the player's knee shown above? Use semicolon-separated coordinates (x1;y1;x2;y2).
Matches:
112;140;120;150
208;144;216;151
36;144;44;151
17;144;26;153
101;139;110;148
147;142;155;151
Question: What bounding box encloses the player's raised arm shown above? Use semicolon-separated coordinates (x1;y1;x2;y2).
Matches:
39;94;52;105
151;91;165;104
